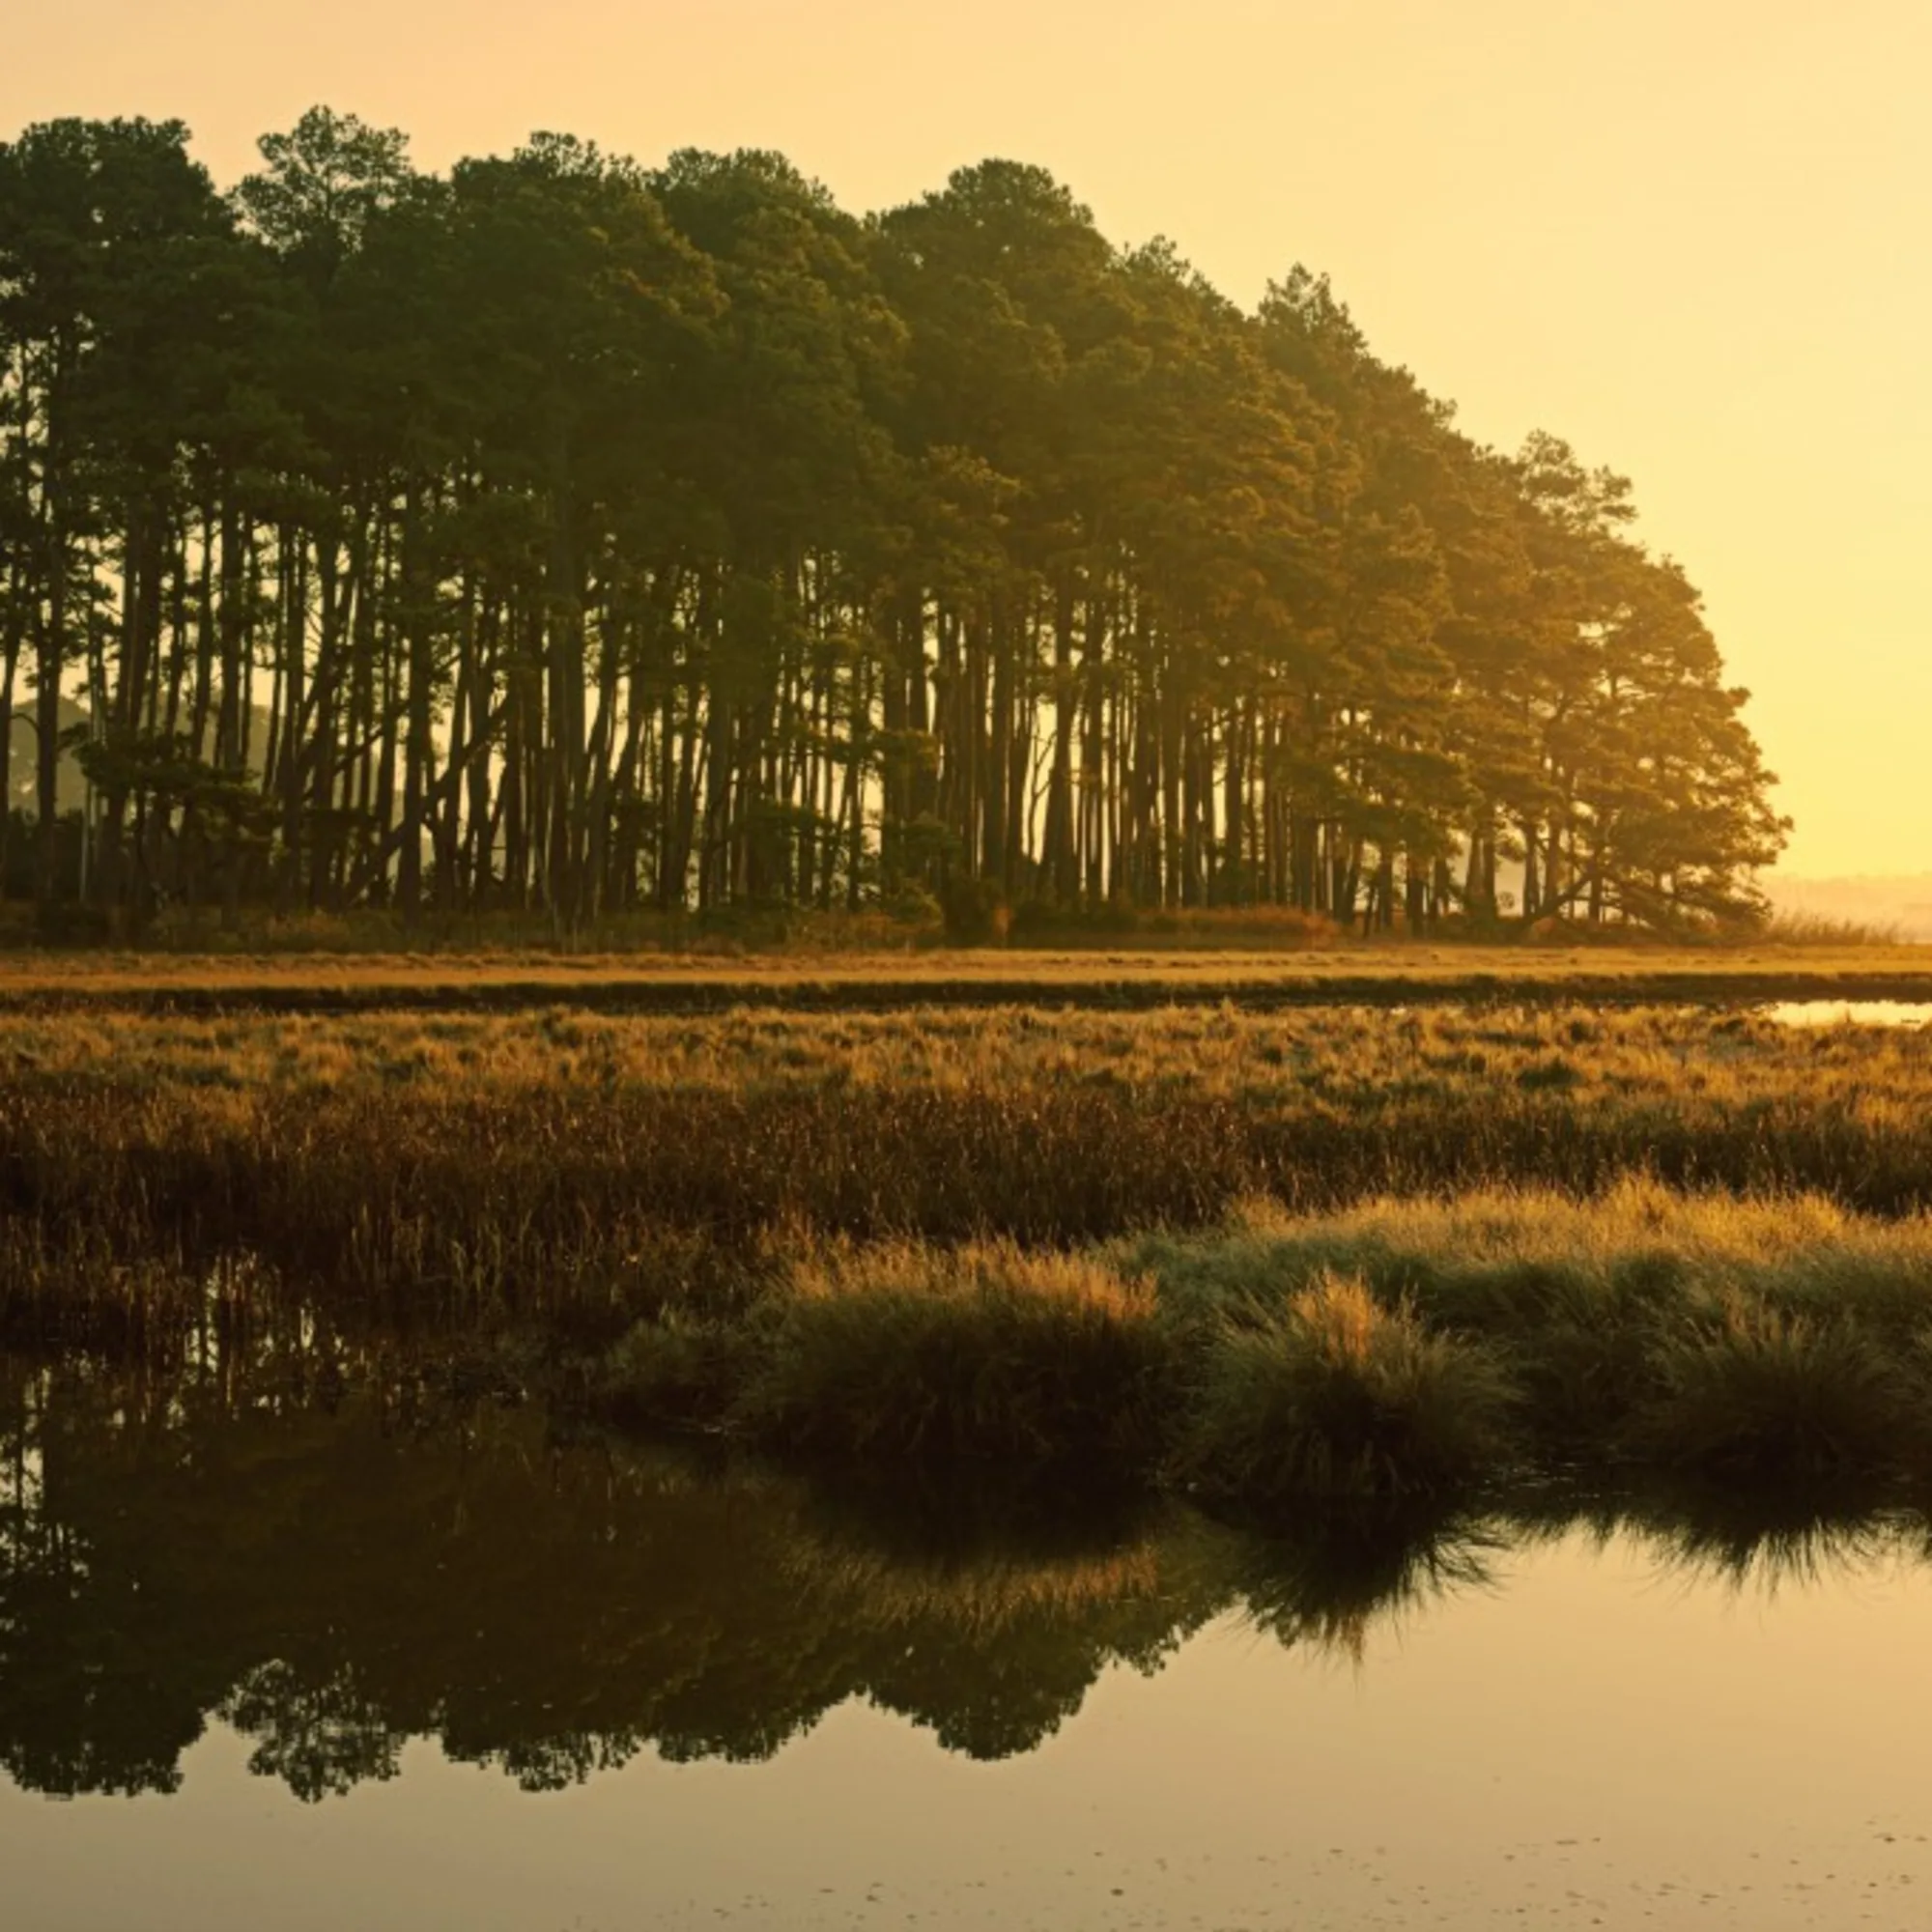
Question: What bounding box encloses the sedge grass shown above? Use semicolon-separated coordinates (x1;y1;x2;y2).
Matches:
591;1187;1932;1500
730;1244;1171;1473
13;1005;1932;1505
1173;1273;1520;1499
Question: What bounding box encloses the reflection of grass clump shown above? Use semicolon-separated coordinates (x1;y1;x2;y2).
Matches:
1229;1500;1501;1660
1597;1480;1909;1593
1178;1273;1520;1499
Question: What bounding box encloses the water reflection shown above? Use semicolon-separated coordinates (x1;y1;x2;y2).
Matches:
2;1348;1927;1806
1768;999;1932;1027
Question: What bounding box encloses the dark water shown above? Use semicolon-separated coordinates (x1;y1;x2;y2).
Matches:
5;1351;1932;1930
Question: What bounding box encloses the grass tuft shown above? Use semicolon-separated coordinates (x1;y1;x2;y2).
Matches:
731;1244;1172;1473
1628;1296;1923;1479
597;1311;760;1434
1177;1272;1520;1500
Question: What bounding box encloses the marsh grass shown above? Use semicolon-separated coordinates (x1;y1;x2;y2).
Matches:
14;1004;1932;1360
1175;1273;1520;1499
16;1003;1932;1505
1630;1297;1922;1478
730;1245;1171;1473
582;1186;1932;1500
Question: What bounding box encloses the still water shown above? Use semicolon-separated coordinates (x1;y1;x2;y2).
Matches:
4;1354;1931;1931
1769;1001;1932;1028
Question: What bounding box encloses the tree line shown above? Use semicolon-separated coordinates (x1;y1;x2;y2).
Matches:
0;108;1787;936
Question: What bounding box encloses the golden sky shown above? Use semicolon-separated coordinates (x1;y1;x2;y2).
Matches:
7;0;1926;877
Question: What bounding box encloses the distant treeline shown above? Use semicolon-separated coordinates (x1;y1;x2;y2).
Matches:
0;110;1786;934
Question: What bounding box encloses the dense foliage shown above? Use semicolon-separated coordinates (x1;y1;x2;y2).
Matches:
0;110;1786;934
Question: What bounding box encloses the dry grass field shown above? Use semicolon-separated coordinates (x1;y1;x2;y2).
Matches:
11;982;1932;1507
0;940;1928;1013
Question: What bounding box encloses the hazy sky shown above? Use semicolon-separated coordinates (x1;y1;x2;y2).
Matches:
7;0;1926;876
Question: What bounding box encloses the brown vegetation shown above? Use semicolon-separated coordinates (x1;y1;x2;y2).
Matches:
8;1006;1932;1350
0;939;1927;1016
9;1001;1932;1500
596;1183;1932;1497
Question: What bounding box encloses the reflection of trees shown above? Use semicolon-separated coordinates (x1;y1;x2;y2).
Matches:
0;1356;198;1797
775;1481;1233;1761
3;1348;1929;1804
221;1662;406;1802
0;1350;1238;1798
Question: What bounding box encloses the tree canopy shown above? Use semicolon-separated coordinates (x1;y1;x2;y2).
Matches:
0;109;1787;935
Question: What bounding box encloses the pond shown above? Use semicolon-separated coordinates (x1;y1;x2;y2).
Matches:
4;1353;1931;1931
